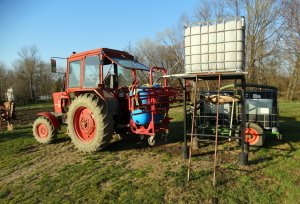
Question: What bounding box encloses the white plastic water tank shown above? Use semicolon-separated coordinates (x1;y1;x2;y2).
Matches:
184;16;245;73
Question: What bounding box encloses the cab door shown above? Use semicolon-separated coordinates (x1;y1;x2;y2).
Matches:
83;55;100;88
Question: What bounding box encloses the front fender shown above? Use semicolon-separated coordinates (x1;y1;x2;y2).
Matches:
37;112;61;130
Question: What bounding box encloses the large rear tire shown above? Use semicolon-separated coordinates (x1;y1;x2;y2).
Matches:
67;93;113;152
33;116;57;144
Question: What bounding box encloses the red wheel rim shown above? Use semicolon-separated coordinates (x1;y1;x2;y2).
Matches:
73;106;96;142
37;123;48;138
245;128;259;145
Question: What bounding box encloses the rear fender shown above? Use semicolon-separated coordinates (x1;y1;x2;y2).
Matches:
37;112;61;130
73;89;120;116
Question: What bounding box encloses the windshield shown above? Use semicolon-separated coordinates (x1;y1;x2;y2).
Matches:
102;55;150;88
103;62;133;88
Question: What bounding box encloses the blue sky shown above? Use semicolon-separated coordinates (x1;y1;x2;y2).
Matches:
0;0;199;68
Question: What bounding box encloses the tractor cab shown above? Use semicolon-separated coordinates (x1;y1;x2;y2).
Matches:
50;48;149;93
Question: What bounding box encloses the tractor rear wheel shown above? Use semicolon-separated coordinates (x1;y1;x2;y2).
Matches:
33;116;57;144
67;93;113;152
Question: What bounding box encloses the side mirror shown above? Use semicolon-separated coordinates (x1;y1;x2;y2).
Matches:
51;59;57;73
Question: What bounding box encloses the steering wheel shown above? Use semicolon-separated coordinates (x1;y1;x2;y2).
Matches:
104;73;111;86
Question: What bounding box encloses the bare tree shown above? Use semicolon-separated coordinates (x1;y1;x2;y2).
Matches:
158;28;185;74
215;0;227;19
244;0;284;84
226;0;241;16
35;62;54;99
194;0;228;21
282;0;300;100
131;36;182;86
194;0;213;21
14;45;41;102
0;62;7;101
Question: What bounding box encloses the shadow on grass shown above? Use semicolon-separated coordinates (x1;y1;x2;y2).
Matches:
107;137;149;152
106;121;185;152
0;125;33;141
278;116;300;142
237;115;300;168
15;136;71;154
53;136;70;144
17;145;39;154
249;116;300;155
249;156;275;165
12;125;32;131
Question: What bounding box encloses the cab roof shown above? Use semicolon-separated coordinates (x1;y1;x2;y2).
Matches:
69;48;132;59
69;48;149;71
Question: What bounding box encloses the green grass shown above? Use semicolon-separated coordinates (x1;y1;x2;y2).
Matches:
0;102;299;203
16;101;53;110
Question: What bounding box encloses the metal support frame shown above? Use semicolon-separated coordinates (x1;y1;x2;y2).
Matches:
181;72;248;186
238;76;249;165
212;74;221;187
182;78;188;159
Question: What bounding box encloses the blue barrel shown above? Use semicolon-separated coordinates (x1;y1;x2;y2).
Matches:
131;109;151;125
131;84;165;125
131;110;164;125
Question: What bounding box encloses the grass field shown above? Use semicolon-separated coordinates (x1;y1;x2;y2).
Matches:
0;102;299;203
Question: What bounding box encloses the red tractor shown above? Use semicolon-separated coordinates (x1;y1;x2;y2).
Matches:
32;48;181;152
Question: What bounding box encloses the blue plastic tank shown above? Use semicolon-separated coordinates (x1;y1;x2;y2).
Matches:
131;109;151;125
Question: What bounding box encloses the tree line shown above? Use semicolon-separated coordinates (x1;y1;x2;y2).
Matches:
0;46;57;105
0;0;299;104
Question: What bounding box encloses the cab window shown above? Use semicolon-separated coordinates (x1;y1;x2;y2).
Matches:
118;65;133;87
68;60;81;88
84;56;100;88
103;63;114;87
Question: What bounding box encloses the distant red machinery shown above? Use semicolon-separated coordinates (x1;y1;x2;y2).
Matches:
0;88;15;131
32;48;182;152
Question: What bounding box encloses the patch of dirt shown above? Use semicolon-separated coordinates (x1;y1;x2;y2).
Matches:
0;141;85;186
1;105;86;186
124;143;186;179
14;107;53;126
156;143;183;156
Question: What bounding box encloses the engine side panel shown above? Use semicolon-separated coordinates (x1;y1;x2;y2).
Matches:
53;92;70;113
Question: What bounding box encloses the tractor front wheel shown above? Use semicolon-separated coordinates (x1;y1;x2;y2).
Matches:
67;94;113;152
33;116;57;144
